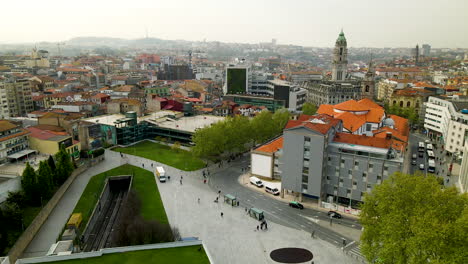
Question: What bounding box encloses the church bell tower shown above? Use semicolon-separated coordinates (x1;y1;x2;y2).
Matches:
331;30;348;82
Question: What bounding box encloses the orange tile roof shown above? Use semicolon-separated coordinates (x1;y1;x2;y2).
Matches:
334;132;392;149
358;98;382;109
334;100;370;112
335;112;366;132
0;120;19;132
255;137;284;153
316;105;334;116
285;114;341;135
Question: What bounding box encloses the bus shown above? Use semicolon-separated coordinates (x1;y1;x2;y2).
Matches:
418;142;425;152
427;150;435;161
426;143;434;152
428;159;436;173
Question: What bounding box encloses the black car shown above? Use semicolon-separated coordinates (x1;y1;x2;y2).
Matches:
289;201;304;209
418;152;424;158
328;211;342;219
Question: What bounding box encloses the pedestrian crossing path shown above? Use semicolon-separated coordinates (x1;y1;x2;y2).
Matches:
345;242;367;263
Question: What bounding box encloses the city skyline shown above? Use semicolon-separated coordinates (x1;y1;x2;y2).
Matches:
1;0;467;48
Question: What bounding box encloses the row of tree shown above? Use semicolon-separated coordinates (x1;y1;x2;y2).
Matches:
191;109;290;160
0;146;75;254
301;102;318;115
384;103;419;125
360;172;467;263
21;146;75;205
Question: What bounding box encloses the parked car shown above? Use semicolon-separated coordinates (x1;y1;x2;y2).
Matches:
418;152;424;158
412;159;417;165
419;164;425;170
412;154;417;159
289;201;304;209
328;211;342;219
249;176;263;187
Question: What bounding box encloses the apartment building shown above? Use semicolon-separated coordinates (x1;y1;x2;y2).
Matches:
0;76;34;119
280;114;405;207
459;141;468;193
424;95;468;154
0;120;31;165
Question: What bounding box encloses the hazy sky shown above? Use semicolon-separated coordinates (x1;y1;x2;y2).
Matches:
1;0;467;48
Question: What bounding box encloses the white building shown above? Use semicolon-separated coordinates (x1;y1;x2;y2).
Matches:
251;137;283;180
424;95;468;154
459;141;468;193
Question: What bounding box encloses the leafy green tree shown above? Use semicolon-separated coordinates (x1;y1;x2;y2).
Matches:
21;163;38;203
302;102;317;115
360;172;468;264
55;145;74;185
272;108;290;135
47;155;57;186
171;141;181;152
37;161;54;199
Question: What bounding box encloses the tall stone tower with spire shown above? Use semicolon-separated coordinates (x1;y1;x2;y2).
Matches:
331;30;348;82
361;55;375;100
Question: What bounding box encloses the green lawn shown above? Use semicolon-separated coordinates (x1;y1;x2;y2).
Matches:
42;246;210;264
72;164;168;233
113;141;206;171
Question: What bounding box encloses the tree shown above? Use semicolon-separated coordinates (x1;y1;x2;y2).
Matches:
171;141;181;152
360;172;468;264
302;102;317;115
21;163;38;203
37;161;54;199
55;145;74;185
47;155;57;186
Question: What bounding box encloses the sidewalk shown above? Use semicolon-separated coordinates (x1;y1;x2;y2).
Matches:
109;150;359;264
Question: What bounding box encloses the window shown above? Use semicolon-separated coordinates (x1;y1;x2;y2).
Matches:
365;85;370;92
348;169;352;177
302;175;308;183
407;101;411;107
304;137;310;142
341;159;345;168
302;183;308;192
354;161;359;166
400;101;403;107
366;124;372;131
302;166;309;174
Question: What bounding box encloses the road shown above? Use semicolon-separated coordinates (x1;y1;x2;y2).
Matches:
208;156;362;248
408;133;453;187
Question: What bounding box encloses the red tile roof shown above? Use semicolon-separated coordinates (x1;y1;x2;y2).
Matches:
255;137;284;153
285;114;341;135
335;112;366;132
27;126;69;140
334;100;370;112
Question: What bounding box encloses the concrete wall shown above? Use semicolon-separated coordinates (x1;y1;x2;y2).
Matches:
81;178;111;242
251;153;272;179
0;176;21;204
16;240;209;264
28;137;59;156
7;157;104;264
0;256;10;264
281;127;324;198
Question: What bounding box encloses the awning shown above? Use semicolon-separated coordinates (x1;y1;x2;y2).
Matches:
7;149;37;159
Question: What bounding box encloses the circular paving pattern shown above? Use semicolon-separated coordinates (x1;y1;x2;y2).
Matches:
270;247;313;263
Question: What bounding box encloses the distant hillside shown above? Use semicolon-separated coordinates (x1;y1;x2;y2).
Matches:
68;37;164;47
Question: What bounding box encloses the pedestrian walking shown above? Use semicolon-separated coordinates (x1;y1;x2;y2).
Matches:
203;179;207;184
221;212;223;218
151;163;153;167
218;190;221;197
180;179;183;185
256;225;259;231
198;198;200;203
142;163;144;168
311;230;315;238
265;222;268;230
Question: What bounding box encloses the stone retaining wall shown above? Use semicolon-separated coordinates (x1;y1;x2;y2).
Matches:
7;157;104;264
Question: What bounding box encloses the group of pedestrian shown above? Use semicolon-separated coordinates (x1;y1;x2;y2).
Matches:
256;220;268;231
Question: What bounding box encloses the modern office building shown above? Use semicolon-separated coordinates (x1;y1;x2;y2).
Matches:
224;64;251;95
280;114;406;207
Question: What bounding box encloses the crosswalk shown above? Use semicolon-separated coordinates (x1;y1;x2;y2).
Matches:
345;243;367;263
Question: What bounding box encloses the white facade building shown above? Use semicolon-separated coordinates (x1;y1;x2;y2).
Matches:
424;95;468;154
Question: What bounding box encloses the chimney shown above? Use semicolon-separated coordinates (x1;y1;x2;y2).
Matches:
386;132;392;140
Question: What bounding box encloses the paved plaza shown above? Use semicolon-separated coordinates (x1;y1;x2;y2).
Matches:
21;149;359;263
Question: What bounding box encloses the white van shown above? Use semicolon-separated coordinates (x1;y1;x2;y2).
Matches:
249;176;263;187
265;185;280;196
155;167;166;182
